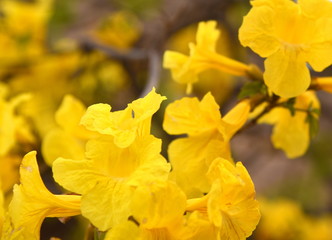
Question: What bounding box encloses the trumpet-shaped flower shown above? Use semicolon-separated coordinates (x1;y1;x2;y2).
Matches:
186;158;260;240
53;89;170;231
1;151;81;240
256;91;320;158
164;21;250;93
239;0;332;98
163;93;250;196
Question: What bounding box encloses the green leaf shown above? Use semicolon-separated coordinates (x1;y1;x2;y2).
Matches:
306;113;319;139
282;98;296;116
307;102;320;117
238;81;267;99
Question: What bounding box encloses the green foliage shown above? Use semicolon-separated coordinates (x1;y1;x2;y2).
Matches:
238;81;267;99
306;110;320;139
282;98;296;116
113;0;161;16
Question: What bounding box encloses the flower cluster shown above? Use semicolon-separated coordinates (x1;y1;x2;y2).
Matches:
0;0;332;239
1;89;260;240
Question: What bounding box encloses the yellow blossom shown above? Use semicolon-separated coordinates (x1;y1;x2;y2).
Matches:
163;93;250;197
52;89;170;231
303;217;332;240
186;158;260;240
0;0;53;64
239;0;332;98
255;198;332;240
94;11;141;50
164;21;250;94
255;198;308;240
1;151;81;240
255;91;320;158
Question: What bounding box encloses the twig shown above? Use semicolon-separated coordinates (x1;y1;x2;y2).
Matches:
140;49;162;98
79;38;147;61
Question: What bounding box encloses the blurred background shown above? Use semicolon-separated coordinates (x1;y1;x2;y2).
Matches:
0;0;332;239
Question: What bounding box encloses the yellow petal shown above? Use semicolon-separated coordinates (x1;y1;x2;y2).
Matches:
299;0;332;18
0;181;4;234
0;98;17;156
127;156;171;187
239;5;280;57
195;21;220;52
168;133;231;197
0;155;20;193
42;129;85;166
306;40;332;72
84;135;164;178
258;91;320;158
81;179;133;231
264;47;310;98
81;89;165;148
163;51;198;86
131;180;186;229
127;88;167;136
271;109;310;158
55;94;94;139
163;93;221;136
104;221;140;240
220;100;250;141
52;157;103;195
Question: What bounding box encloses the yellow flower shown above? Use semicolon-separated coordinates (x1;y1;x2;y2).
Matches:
256;91;320;158
0;0;53;64
1;151;81;240
80;88;166;148
94;11;141;50
164;21;250;94
255;198;307;240
52;89;170;231
303;217;332;240
186;158;260;240
239;0;332;98
163;93;250;197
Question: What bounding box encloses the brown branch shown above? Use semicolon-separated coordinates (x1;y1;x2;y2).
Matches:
79;38;147;61
140;49;162;98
